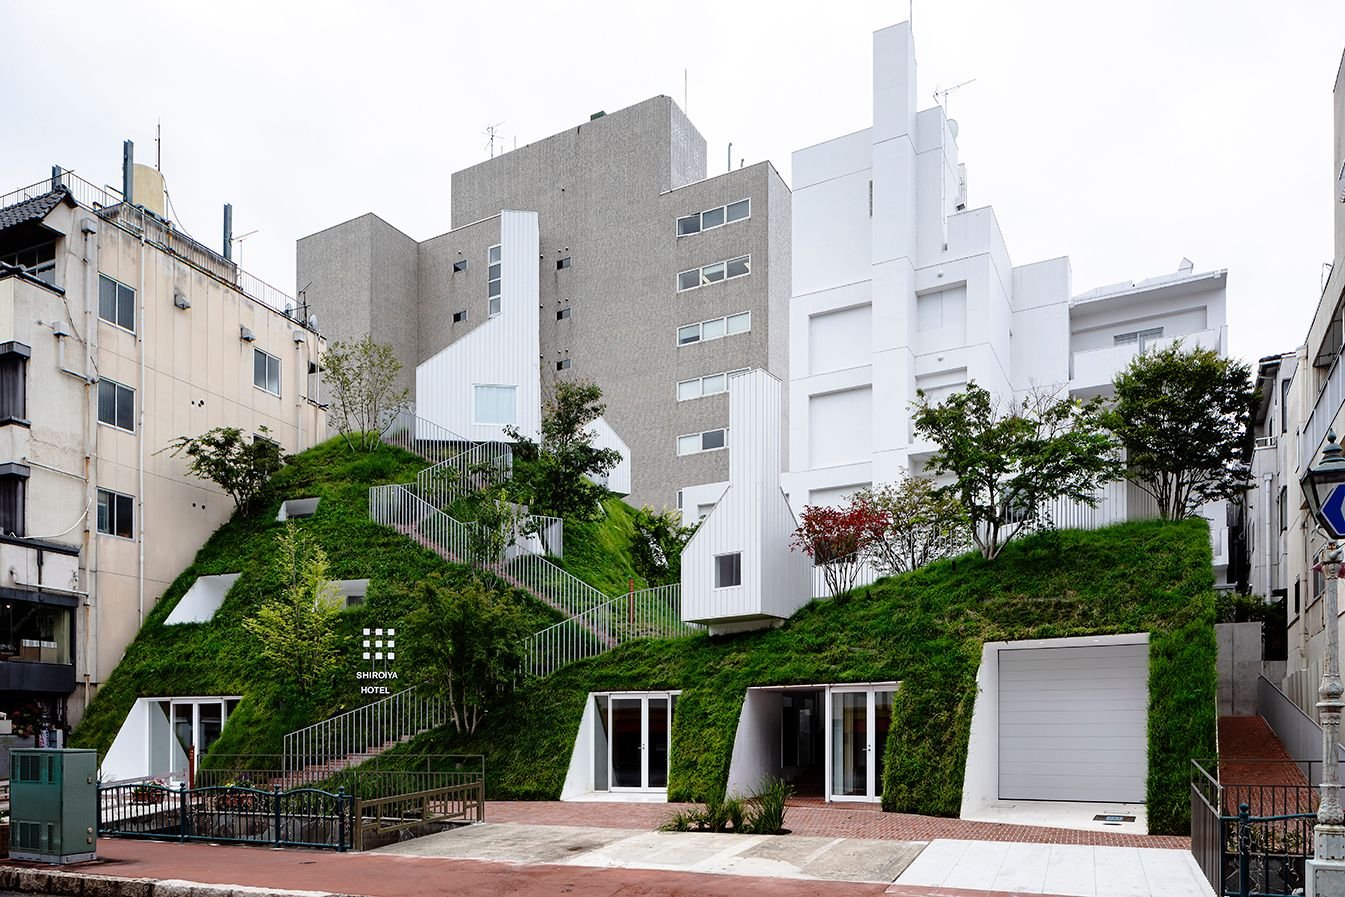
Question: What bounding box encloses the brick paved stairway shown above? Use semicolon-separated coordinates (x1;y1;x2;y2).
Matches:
1218;715;1315;817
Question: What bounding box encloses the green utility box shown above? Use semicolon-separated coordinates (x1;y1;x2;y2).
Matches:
10;748;97;864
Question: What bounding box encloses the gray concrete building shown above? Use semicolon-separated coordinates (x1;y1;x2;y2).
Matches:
298;96;790;512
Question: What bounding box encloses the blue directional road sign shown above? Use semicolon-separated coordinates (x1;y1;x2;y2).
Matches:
1322;483;1345;539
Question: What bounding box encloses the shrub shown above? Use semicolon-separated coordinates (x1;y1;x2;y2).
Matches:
744;777;793;835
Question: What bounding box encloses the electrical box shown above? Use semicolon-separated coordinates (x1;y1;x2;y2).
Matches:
10;749;97;864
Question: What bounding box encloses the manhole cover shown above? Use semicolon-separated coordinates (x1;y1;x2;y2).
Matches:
1093;814;1136;824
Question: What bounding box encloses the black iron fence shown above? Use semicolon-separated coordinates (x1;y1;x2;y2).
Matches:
98;781;352;851
199;753;484;802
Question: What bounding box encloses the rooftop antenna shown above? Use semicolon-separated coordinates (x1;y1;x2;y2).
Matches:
155;120;161;171
484;122;505;158
933;78;977;119
230;228;258;266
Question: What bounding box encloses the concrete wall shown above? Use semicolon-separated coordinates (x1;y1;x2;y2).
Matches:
1215;621;1263;717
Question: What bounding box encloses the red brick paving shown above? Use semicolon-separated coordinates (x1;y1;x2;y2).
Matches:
1217;715;1316;816
487;800;1190;848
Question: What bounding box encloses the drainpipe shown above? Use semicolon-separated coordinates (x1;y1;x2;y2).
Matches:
1264;473;1273;599
81;215;99;717
137;219;146;627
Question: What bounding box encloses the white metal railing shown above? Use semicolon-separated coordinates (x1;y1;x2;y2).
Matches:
282;686;447;775
381;407;472;467
415;440;515;514
1303;352;1345;472
523;584;699;677
811;556;881;599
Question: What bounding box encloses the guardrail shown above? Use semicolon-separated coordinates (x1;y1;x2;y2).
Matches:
282;686;447;778
416;440;514;513
523;584;697;677
200;753;484;803
353;781;484;850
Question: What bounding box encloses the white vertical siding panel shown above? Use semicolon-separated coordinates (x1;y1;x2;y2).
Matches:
589;416;632;496
415;210;541;443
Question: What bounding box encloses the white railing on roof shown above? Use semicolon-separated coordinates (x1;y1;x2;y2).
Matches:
1303;352;1345;472
523;584;698;677
282;686;447;775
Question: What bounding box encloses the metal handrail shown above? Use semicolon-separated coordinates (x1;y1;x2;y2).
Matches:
281;686;447;777
523;583;699;677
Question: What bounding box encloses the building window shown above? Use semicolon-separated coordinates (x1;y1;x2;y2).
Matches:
676;255;751;292
0;470;26;536
556;359;571;371
453;310;468;323
677;368;748;401
1;242;56;285
1280;485;1288;532
715;552;742;588
253;349;281;396
98;274;136;332
1281;377;1291;434
557;256;572;270
97;379;135;432
677;428;727;456
473;384;517;425
1114;327;1164;351
487;245;502;317
453;259;468;273
0;602;71;665
0;347;28;422
677;311;751;346
677;199;750;237
556;308;571;321
97;488;134;539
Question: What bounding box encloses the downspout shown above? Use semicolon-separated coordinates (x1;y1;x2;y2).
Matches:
1263;473;1273;599
137;219;146;627
81;216;99;716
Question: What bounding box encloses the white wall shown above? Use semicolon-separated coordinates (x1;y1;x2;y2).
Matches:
416;210;541;443
725;689;781;797
164;573;240;625
589;416;631;497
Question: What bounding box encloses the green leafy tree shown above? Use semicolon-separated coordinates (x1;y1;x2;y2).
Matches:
401;577;531;734
454;463;533;565
324;336;410;452
243;524;343;702
505;380;622;521
912;383;1122;561
165;425;286;513
1108;343;1256;520
630;507;697;586
855;473;970;575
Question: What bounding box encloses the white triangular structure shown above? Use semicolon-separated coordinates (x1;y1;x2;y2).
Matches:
681;370;811;634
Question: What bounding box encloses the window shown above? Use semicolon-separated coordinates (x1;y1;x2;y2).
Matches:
253;349;281;396
556;359;571;371
676;199;750;237
715;553;742;588
1114;327;1164;351
453;310;468;323
453;259;468;273
97;379;135;431
677;368;748;401
1280;485;1288;533
556;307;571;321
556;256;572;270
473;384;517;425
677;428;727;456
677;312;751;346
1281;377;1291;434
0;603;71;665
97;488;134;539
676;255;752;292
0;347;28;422
0;470;25;536
1;242;56;285
98;274;136;332
487;245;502;317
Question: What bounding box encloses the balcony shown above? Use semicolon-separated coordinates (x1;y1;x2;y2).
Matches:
1070;327;1225;396
1302;351;1345;472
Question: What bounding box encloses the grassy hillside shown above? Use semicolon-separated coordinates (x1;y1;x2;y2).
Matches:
71;437;562;761
549;498;652;594
400;519;1217;835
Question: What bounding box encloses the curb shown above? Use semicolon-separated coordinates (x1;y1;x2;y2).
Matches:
0;865;358;897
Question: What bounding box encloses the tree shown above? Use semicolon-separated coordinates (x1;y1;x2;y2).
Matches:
1108;343;1256;520
243;524;343;702
505;380;621;521
324;336;410;452
856;473;970;575
401;577;531;734
454;464;533;565
165;426;286;513
630;507;697;586
912;383;1122;561
790;500;891;598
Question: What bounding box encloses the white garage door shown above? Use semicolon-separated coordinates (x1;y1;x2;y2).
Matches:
998;642;1149;803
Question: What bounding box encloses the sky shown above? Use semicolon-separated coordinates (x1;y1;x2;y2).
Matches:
2;0;1343;364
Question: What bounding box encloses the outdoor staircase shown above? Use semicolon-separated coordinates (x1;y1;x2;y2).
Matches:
281;686;447;783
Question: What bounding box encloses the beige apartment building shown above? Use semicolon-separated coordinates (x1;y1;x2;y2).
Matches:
0;157;325;732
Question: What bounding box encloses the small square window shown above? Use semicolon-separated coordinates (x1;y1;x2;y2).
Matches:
556;256;572;270
453;310;468;323
677;214;701;236
702;374;727;395
98;379;135;431
98;274;136;332
678;324;701;345
677;434;700;456
726;312;750;334
474;384;517;425
726;199;750;222
677;379;700;401
453;259;468;273
702;317;726;340
701;429;726;451
701;262;726;285
557;307;571;320
677;269;699;292
701;206;726;230
97;488;134;539
715;553;742;588
726;256;750;279
556;359;571;371
253;349;281;396
488;245;501;264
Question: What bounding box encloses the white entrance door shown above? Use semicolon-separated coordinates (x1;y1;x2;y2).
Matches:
826;686;894;802
997;643;1149;802
609;694;672;791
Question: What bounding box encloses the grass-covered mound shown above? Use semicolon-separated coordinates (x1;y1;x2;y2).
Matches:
400;519;1216;835
71;437;563;762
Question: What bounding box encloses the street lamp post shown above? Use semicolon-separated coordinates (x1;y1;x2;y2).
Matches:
1301;432;1345;896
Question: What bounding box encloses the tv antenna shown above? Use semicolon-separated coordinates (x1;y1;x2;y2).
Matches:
484;122;506;158
230;228;258;266
933;78;977;119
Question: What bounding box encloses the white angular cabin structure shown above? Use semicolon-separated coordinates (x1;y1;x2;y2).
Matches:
681;370;811;633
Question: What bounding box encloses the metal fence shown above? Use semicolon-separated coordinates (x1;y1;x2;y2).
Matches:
353;781;484;850
416;440;514;513
380;407;472;467
200;753;484;803
281;686;448;777
98;781;352;851
523;583;698;677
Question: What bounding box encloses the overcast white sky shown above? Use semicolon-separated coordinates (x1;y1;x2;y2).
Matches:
3;1;1343;363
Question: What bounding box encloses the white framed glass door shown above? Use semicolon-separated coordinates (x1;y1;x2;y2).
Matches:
607;693;675;792
826;685;896;802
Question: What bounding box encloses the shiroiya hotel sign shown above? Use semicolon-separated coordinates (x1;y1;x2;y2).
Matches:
358;628;399;695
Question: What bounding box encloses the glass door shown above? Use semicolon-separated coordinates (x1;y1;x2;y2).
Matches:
607;693;673;791
827;686;898;802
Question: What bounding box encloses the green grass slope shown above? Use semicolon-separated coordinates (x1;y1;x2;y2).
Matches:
547;498;651;595
402;519;1216;835
71;438;561;762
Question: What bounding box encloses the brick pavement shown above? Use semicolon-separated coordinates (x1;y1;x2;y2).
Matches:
487;800;1191;848
1216;715;1315;816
